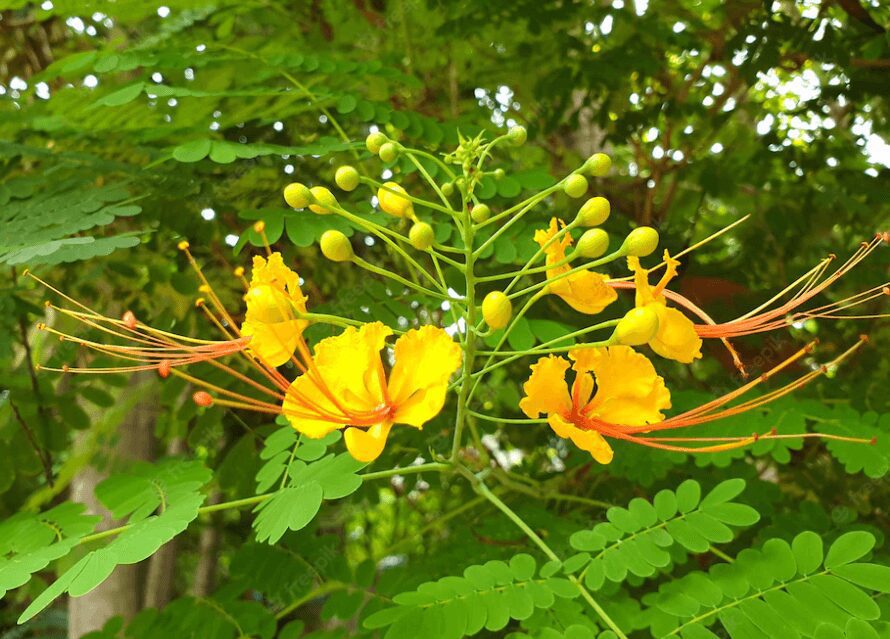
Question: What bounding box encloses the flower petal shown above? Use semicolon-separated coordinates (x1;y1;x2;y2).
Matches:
548;414;614;464
313;322;391;410
570;346;671;426
650;306;703;364
388;326;462;427
242;318;305;368
519;355;573;419
549;271;618;315
283;373;344;438
344;422;393;462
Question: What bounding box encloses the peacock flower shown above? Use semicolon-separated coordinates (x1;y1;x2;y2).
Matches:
626;250;703;363
240;252;309;367
534;218;617;314
282;322;462;462
520;340;872;463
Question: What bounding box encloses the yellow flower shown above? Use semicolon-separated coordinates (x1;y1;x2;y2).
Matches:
519;346;671;463
283;322;462;462
240;253;309;367
534;218;617;314
627;250;702;363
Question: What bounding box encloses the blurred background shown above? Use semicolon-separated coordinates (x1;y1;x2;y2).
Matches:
1;1;889;637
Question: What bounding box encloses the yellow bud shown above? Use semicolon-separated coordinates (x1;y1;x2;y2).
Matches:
366;131;387;154
576;228;610;259
409;221;435;250
470;203;491;224
334;166;360;191
319;230;353;262
577;196;610;227
622;227;660;257
378;142;399;163
482;291;512;330
613;306;660;346
563;174;588;198
377;182;414;218
284;182;311;209
584;153;611;177
308;186;338;215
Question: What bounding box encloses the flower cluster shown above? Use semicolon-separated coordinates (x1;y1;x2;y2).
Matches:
28;125;887;466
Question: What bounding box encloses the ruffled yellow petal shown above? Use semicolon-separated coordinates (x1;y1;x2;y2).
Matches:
570;346;671;426
519;355;573;419
241;253;309;367
548;414;614;464
313;322;391;411
650;306;703;364
344;422;393;462
388;326;462;428
535;218;616;315
282;373;344;439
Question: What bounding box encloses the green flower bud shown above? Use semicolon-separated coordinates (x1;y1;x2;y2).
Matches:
584;153;611;177
378;142;399;163
493;168;506;179
577;196;610;227
319;230;353;262
622;227;660;257
482;291;512;330
366;131;387;154
334;166;360;191
563;174;588;198
613;306;659;346
470;203;491;224
576;228;610;259
441;182;454;197
507;125;527;146
308;186;338;215
283;182;311;209
409;221;435;250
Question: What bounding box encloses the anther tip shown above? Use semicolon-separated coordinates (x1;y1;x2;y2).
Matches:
195;298;205;308
199;284;210;293
177;240;190;251
193;391;213;407
158;361;171;379
36;322;46;330
253;220;266;233
22;268;29;277
882;286;889;296
233;266;245;277
859;334;869;343
870;436;878;446
819;364;828;373
43;300;51;308
122;310;137;330
770;427;777;436
881;231;889;244
828;253;837;260
62;364;70;373
752;432;760;442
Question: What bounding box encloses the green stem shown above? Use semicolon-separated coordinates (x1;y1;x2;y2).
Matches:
352;256;450;300
473;185;562;257
360;462;450;481
473;481;628;639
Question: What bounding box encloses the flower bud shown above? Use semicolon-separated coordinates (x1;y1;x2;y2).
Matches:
622;227;659;257
319;230;353;262
377;182;414;218
584;153;611;177
378;142;399;163
577;196;610;227
563;174;588;198
482;291;512;330
613;306;660;346
493;168;506;179
308;186;338;214
470;203;491;224
507;125;527;146
576;229;610;259
366;131;387;154
409;221;435;250
441;182;454;197
335;165;360;191
284;182;311;209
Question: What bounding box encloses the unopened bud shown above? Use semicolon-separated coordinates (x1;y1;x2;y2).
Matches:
584;153;611;177
507;125;527;146
284;182;311;209
441;182;454;197
577;197;610;227
563;174;588;199
576;229;610;259
377;182;414;218
471;203;491;224
621;227;659;257
193;391;213;407
335;165;360;191
378;142;399;163
482;291;512;330
493;168;506;179
366;131;388;154
308;186;338;215
320;230;354;262
613;306;659;346
409;222;435;250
